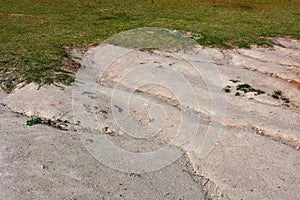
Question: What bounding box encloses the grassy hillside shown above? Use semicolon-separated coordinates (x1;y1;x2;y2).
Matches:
0;0;299;92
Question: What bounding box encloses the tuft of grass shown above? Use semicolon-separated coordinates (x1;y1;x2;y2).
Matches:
224;88;231;93
236;84;251;92
281;97;290;103
271;90;282;99
271;94;280;99
274;90;282;96
236;84;265;95
26;117;42;126
223;85;231;93
0;0;299;92
270;90;290;104
26;117;70;129
271;90;290;104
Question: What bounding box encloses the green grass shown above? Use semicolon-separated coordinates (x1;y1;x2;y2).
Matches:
235;92;241;96
1;0;299;92
223;85;231;93
281;97;290;103
26;117;69;129
224;88;231;93
105;27;198;51
236;83;265;95
26;117;42;126
271;90;282;99
271;90;290;104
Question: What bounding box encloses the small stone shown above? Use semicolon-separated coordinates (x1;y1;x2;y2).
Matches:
40;164;48;169
102;126;114;134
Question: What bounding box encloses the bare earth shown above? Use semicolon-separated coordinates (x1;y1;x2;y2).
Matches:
0;35;299;199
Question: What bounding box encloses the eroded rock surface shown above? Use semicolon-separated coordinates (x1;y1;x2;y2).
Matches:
0;105;205;200
1;34;299;199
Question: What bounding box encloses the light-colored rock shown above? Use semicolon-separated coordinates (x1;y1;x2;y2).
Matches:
0;105;205;200
2;34;300;199
189;126;300;200
0;88;6;101
2;83;73;128
204;47;224;60
74;41;299;199
272;37;300;50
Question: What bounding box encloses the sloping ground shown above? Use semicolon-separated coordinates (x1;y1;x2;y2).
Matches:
1;29;299;199
204;37;300;148
0;105;205;200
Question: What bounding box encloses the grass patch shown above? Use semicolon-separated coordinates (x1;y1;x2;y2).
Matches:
271;90;282;99
223;85;231;93
271;90;290;104
26;117;42;126
274;90;282;96
236;84;265;95
271;94;280;99
26;117;69;129
224;88;231;93
1;0;299;92
281;97;290;103
105;27;198;51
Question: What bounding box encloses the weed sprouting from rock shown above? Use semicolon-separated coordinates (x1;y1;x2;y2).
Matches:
26;117;42;126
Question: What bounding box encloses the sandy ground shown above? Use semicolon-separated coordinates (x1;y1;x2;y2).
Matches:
1;28;299;199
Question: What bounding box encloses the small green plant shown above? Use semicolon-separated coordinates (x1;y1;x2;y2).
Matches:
26;117;42;126
281;97;290;103
236;84;265;95
223;85;231;93
271;90;282;99
224;88;230;93
236;84;252;93
26;117;70;129
271;94;280;99
271;90;290;104
235;92;240;96
274;90;282;96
